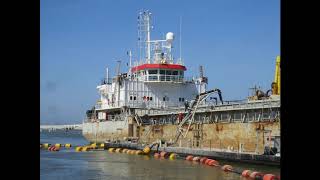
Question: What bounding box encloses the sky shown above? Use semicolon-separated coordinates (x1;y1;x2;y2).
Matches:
40;0;280;124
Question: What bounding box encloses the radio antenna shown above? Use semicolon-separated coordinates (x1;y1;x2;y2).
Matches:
179;16;182;63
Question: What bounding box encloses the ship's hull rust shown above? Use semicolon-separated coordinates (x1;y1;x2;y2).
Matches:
83;121;280;155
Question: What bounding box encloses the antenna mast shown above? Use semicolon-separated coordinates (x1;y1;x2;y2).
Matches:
179;16;182;63
137;10;152;64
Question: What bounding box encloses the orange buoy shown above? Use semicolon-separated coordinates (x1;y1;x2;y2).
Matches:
250;172;262;179
208;160;219;166
221;165;233;172
186;155;193;161
242;170;252;177
154;153;160;158
204;159;212;165
192;156;201;162
263;174;277;180
199;157;208;164
160;151;168;158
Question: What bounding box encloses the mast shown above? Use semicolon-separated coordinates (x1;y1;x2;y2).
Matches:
138;10;152;64
146;13;151;63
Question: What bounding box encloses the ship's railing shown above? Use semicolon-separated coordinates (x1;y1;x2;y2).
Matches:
135;99;280;117
95;98;186;110
85;114;126;123
136;107;280;125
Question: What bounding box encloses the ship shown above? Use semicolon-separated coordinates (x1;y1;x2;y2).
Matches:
82;10;280;158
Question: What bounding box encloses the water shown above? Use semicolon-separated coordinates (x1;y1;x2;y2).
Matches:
40;130;280;180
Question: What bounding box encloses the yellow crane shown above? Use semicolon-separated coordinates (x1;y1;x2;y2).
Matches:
271;56;280;95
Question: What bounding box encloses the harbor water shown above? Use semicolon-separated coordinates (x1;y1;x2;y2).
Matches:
40;130;280;180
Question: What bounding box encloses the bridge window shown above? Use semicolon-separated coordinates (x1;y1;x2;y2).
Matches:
160;75;165;81
149;76;158;81
160;70;165;74
130;96;133;100
172;71;178;75
148;70;158;74
166;70;172;75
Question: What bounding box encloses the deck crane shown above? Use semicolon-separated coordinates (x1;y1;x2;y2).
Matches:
271;56;280;95
172;88;223;145
141;89;223;151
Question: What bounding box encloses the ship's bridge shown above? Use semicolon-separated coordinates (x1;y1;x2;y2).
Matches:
131;63;186;83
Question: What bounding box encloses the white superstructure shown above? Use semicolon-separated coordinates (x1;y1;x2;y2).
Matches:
93;10;208;120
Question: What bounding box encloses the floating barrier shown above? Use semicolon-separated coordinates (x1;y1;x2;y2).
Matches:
75;146;82;152
85;144;280;180
186;155;193;161
249;171;263;179
55;144;61;148
143;146;151;154
199;157;208;164
204;159;211;165
221;165;233;172
263;174;278;180
169;153;177;160
160;151;169;158
207;159;219;167
100;143;105;148
122;149;128;153
130;150;136;155
154;153;160;158
192;156;201;162
43;143;50;148
82;146;89;152
135;150;143;155
90;143;97;149
65;144;72;148
48;146;59;151
115;148;122;153
241;170;252;177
